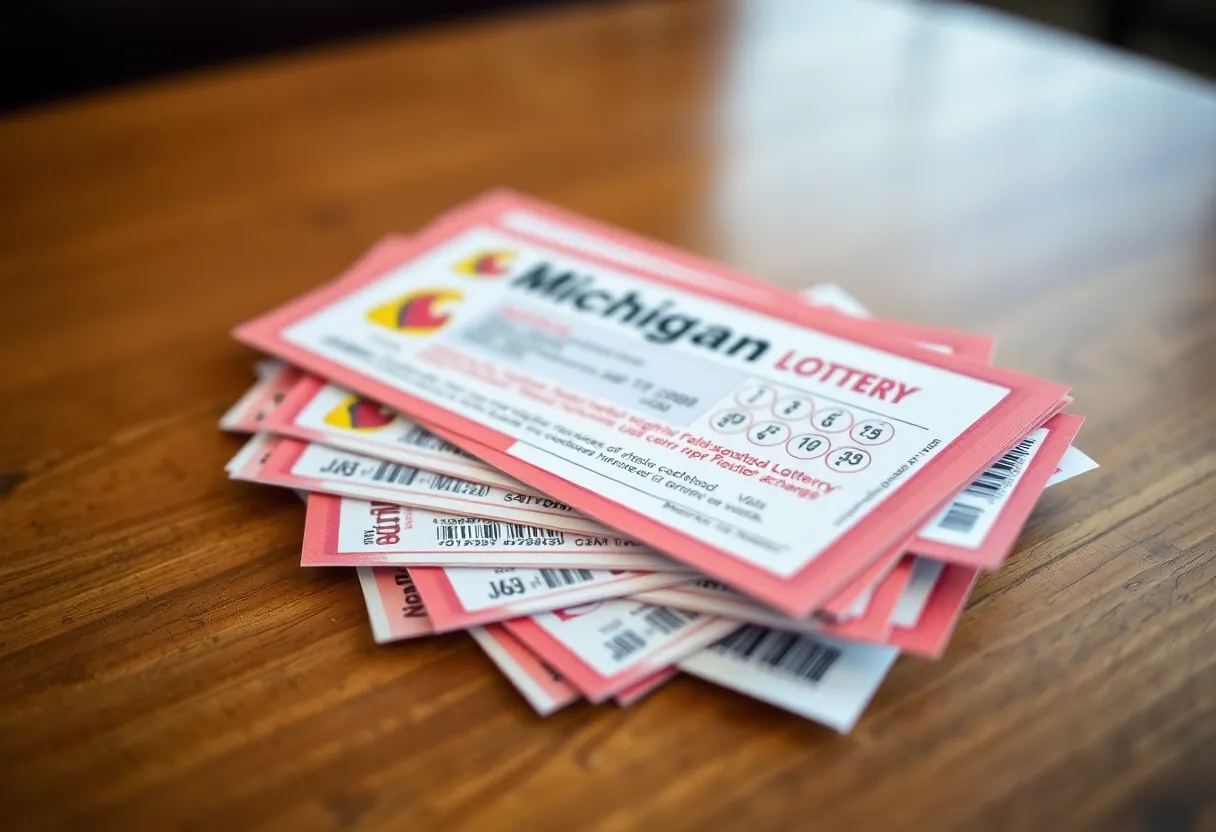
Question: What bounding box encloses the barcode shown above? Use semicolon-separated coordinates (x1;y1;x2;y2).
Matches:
399;426;461;454
643;606;697;635
501;523;564;542
538;568;596;589
434;522;566;543
605;630;647;662
934;437;1037;533
426;475;491;497
964;438;1035;500
939;502;984;532
436;524;502;542
371;461;420;486
713;626;841;683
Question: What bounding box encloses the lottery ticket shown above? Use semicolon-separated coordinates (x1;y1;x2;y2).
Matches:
300;493;687;572
887;563;981;658
910;413;1084;569
801;287;1089;568
236;192;1070;615
817;541;908;619
408;565;689;632
263;374;532;492
469;624;580;716
614;668;677;706
504;599;740;702
631;556;914;643
220;361;303;433
356;566;435;643
227;432;617;536
887;557;946;629
680;626;900;732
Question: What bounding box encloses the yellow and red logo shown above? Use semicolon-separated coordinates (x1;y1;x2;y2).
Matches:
323;395;396;431
366;288;463;334
453;250;515;277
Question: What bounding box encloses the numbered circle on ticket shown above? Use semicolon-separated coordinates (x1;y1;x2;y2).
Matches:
772;395;814;423
786;433;831;460
825;447;872;473
747;421;792;446
851;419;894;446
812;407;854;433
735;384;777;409
709;409;752;434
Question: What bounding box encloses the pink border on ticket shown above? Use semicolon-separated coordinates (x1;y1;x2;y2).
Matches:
503;614;738;703
358;567;436;642
872;319;994;363
220;363;304;433
234;191;1070;616
301;491;341;566
299;492;688;571
409;567;684;633
263;373;532;492
909;413;1085;569
614;668;677;706
887;563;980;658
819;537;909;619
241;433;584;532
473;623;580;714
818;555;914;641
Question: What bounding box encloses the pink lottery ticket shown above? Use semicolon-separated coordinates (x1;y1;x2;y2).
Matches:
408;565;689;632
263;373;531;492
219;362;304;434
886;563;981;658
817;540;908;619
218;360;304;435
469;624;580;716
614;668;678;706
355;566;435;644
504;600;740;703
908;413;1084;569
234;192;1070;617
631;556;914;644
227;432;618;536
801;287;1092;570
300;493;687;572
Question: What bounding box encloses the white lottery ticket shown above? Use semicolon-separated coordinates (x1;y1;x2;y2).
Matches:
680;625;899;732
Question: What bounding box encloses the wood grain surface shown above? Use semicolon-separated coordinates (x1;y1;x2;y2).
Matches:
2;1;1214;829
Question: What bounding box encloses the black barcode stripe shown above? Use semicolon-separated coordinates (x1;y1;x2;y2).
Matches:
427;475;491;497
436;524;501;541
605;630;646;662
538;568;595;589
371;461;420;486
434;521;565;543
936;437;1039;531
714;626;841;683
399;425;460;453
643;606;697;635
939;502;984;532
502;523;564;540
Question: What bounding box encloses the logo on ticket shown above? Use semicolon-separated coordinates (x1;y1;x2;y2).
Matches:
323;395;395;431
366;288;463;334
453;250;515;277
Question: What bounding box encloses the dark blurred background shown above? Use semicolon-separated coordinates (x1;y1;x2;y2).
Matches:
3;0;1215;111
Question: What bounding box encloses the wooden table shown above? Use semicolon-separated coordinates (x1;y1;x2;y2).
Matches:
3;1;1214;828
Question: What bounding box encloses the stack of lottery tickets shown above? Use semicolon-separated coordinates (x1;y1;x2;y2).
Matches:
221;192;1098;731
